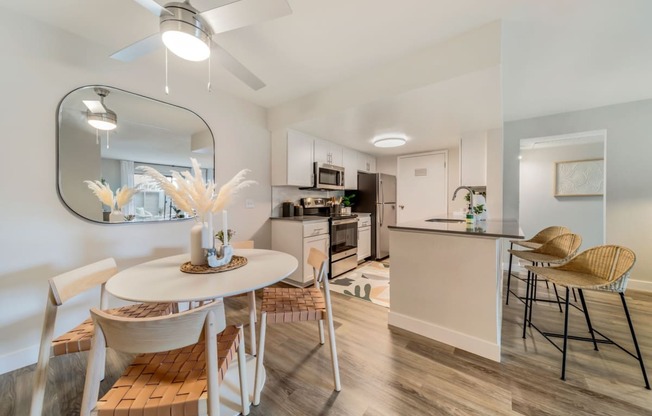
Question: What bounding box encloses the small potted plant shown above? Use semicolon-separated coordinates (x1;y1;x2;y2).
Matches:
341;194;355;215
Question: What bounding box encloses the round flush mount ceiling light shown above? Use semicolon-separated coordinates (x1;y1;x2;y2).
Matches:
373;136;407;148
161;4;211;62
87;110;118;131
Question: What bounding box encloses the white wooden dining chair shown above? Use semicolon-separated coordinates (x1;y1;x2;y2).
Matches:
81;300;250;416
253;248;340;405
230;240;259;356
30;258;175;416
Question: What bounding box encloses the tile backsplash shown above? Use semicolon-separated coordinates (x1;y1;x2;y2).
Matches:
271;186;343;217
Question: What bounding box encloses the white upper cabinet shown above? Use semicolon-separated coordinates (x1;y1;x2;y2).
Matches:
459;131;487;186
357;152;376;173
271;129;314;187
314;138;343;166
342;147;359;190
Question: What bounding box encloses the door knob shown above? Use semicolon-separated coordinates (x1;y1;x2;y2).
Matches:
399;205;404;209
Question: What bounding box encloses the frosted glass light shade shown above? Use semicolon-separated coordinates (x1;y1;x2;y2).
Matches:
162;28;210;62
87;110;117;131
373;137;406;148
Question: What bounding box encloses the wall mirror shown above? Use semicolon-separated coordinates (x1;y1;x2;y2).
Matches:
57;85;214;224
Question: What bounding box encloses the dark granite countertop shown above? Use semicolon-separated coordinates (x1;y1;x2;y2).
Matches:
270;216;329;223
389;215;523;239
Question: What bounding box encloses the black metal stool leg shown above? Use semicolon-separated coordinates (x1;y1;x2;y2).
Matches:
577;289;598;351
522;269;532;339
572;288;578;302
506;243;514;305
561;287;571;381
620;293;651;390
552;283;563;313
529;263;537;326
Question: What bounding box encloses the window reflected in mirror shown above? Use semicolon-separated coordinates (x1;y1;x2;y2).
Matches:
57;85;214;224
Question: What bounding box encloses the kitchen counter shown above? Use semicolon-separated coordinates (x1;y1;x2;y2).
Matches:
390;216;522;239
388;217;523;362
270;216;329;223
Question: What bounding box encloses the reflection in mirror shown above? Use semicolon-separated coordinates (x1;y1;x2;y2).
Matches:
57;85;214;223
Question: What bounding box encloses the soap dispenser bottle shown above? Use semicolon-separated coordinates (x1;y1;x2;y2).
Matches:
465;204;475;225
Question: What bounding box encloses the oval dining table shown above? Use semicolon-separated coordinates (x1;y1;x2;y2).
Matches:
105;248;298;416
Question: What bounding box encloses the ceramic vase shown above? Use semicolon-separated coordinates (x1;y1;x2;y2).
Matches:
109;209;124;223
190;222;206;266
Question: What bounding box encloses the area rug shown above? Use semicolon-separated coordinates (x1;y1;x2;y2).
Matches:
329;261;390;308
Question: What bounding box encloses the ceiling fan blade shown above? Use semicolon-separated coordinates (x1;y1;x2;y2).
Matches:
200;0;292;35
133;0;173;16
111;33;162;62
211;42;265;90
193;0;242;14
83;100;106;114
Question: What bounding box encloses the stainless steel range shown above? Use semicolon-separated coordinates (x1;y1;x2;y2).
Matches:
301;198;358;278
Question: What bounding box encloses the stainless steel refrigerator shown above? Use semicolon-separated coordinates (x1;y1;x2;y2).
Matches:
356;172;396;260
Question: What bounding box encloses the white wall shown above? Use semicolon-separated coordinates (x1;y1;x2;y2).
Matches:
504;99;652;290
519;142;604;250
0;8;271;373
376;156;397;176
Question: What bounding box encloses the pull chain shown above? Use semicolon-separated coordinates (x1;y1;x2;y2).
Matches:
106;131;110;149
207;52;212;92
165;48;170;95
95;129;99;145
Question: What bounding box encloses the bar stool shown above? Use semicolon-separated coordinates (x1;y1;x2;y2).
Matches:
526;245;650;389
506;226;570;305
509;233;582;338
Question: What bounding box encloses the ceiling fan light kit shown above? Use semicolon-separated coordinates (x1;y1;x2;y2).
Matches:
373;136;407;148
85;88;118;131
160;3;211;62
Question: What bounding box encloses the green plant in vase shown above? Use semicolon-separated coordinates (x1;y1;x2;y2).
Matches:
216;229;236;245
341;194;355;207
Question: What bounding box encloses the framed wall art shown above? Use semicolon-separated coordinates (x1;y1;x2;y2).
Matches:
554;158;604;197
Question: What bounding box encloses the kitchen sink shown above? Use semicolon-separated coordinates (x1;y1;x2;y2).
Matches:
426;218;465;223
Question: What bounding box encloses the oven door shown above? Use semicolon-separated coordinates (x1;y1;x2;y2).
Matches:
331;218;358;262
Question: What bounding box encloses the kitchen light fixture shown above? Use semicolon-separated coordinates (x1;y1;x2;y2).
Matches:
84;88;117;131
160;4;211;62
373;136;407;148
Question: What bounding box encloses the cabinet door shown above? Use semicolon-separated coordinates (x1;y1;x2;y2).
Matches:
358;227;371;261
357;152;376;173
314;138;343;166
342;147;359;190
287;130;314;186
303;235;330;283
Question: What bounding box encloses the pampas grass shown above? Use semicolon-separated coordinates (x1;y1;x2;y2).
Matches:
138;158;256;219
84;180;138;210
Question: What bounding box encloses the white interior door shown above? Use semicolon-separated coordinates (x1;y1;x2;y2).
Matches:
397;152;447;223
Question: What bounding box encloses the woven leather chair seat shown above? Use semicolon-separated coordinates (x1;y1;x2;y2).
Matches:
96;325;241;416
51;302;175;356
261;287;326;324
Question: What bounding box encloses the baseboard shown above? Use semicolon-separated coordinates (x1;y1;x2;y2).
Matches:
388;311;501;362
0;344;37;375
627;279;652;293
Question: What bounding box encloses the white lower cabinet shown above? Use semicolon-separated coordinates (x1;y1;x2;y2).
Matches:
272;219;330;287
357;214;372;262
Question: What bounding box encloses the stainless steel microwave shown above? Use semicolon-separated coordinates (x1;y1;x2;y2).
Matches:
314;162;345;190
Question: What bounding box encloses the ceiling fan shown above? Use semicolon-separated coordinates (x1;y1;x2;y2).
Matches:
83;88;118;131
111;0;270;91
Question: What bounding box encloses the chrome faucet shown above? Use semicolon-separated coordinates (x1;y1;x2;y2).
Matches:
452;186;475;208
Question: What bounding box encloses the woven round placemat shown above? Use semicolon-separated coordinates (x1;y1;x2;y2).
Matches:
180;255;248;274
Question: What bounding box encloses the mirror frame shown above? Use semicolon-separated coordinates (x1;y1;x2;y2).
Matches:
56;84;215;225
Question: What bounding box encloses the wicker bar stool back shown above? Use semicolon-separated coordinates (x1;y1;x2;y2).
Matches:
30;258;176;416
526;245;649;389
506;226;571;304
253;248;341;406
80;301;250;416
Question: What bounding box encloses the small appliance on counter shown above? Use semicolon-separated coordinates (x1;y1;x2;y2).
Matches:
301;197;358;278
281;201;294;217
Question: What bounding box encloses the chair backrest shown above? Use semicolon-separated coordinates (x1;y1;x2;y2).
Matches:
558;245;636;291
533;233;582;261
528;226;571;244
231;240;254;249
307;247;329;287
49;258;117;307
90;301;225;354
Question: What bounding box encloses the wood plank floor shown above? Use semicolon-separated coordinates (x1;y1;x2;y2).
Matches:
2;275;652;415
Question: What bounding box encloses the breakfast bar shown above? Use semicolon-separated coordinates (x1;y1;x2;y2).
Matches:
388;218;522;362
